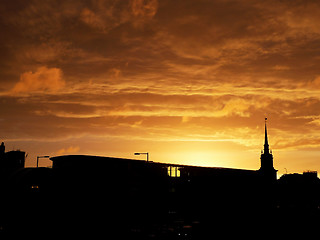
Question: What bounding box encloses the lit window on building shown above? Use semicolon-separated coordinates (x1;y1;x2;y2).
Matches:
167;166;180;177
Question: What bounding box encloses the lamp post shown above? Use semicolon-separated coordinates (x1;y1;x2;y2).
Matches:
37;155;50;168
134;152;149;162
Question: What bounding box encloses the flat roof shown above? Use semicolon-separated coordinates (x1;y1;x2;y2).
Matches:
50;155;257;173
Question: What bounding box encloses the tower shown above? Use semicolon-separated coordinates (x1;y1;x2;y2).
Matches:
0;142;5;158
259;118;277;182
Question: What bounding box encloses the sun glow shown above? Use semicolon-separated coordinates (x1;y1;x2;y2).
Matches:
164;151;234;168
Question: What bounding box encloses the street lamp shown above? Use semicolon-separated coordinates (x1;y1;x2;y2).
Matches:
37;155;50;168
134;152;149;162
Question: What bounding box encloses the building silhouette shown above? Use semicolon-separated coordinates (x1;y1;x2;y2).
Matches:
0;142;25;173
0;119;319;237
258;118;277;182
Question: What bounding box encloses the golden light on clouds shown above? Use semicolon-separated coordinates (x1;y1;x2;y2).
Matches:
12;66;65;93
1;0;320;174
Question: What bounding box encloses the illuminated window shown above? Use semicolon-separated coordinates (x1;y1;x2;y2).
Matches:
167;166;180;177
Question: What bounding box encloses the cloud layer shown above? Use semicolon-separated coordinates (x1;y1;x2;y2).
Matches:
1;0;320;172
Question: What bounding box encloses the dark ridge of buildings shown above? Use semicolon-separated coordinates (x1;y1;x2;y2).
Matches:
1;120;320;237
278;171;320;211
50;154;259;178
0;142;25;175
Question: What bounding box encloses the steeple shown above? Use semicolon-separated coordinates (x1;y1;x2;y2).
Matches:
259;117;277;181
264;118;269;154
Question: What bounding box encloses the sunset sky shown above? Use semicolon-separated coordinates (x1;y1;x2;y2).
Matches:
1;0;320;175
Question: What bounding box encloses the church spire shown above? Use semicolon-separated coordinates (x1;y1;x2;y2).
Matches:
259;117;277;181
264;117;269;154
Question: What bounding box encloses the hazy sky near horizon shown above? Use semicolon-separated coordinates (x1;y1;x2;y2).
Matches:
1;0;320;174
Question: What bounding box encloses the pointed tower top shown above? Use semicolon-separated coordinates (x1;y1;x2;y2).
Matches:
264;118;269;153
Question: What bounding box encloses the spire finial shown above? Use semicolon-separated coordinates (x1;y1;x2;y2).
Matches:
264;117;269;153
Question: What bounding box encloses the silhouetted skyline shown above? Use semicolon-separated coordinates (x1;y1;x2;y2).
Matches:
1;125;320;237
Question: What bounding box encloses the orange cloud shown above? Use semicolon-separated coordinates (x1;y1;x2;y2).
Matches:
11;66;65;94
80;8;106;31
56;146;80;155
131;0;158;18
306;76;320;89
